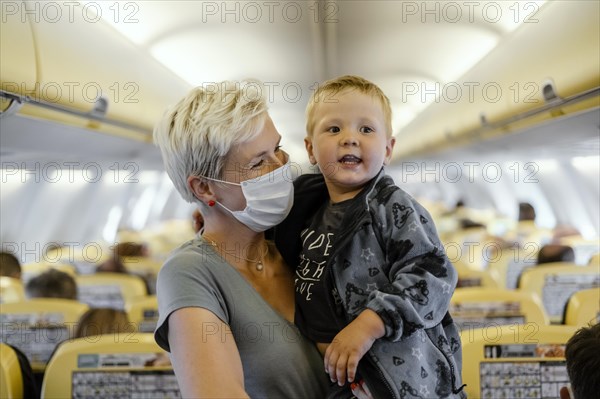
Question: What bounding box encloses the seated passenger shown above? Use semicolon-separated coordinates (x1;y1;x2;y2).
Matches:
95;256;127;274
95;245;153;295
518;202;536;221
560;323;600;399
97;241;150;272
514;244;576;288
96;241;151;273
114;242;149;258
510;202;554;248
0;251;22;279
74;308;132;338
459;218;486;229
24;269;77;300
537;244;575;265
73;305;170;367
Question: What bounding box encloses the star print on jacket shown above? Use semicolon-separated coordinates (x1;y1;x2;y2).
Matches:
361;248;375;260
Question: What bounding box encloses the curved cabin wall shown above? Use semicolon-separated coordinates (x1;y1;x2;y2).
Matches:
0;1;190;141
394;0;600;160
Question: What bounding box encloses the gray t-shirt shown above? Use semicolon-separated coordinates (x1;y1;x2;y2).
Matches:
155;237;328;399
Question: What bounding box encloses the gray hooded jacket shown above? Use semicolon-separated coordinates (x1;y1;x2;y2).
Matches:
275;171;467;399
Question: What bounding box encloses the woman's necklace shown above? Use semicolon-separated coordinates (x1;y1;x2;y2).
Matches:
202;234;268;271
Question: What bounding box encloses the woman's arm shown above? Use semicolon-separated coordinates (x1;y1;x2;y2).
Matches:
168;307;249;399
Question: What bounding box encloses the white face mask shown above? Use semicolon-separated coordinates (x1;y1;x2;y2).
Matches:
203;160;294;232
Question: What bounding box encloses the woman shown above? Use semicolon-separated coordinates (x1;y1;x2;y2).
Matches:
152;80;329;398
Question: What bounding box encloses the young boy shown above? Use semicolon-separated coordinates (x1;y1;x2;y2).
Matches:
275;76;466;398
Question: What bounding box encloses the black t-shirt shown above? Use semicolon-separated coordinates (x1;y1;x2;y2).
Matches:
294;199;353;342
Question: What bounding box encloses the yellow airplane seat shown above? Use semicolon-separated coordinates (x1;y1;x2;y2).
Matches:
125;295;158;333
0;343;23;399
0;277;25;304
557;236;600;265
41;333;178;398
454;264;499;289
564;288;600;327
443;227;491;270
75;273;148;310
487;246;539;289
461;324;577;399
507;221;554;248
451;288;548;331
121;257;163;275
519;264;600;323
0;299;89;372
121;257;163;295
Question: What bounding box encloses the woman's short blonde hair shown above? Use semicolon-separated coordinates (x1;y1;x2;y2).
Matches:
153;80;269;206
305;75;393;137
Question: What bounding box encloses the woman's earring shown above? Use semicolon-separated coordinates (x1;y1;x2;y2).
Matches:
207;200;216;207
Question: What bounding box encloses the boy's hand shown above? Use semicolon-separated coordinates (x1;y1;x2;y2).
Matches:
324;309;385;385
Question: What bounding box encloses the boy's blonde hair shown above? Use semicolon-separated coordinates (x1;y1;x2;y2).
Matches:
305;75;393;137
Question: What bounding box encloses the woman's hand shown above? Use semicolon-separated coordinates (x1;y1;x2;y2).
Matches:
351;380;374;399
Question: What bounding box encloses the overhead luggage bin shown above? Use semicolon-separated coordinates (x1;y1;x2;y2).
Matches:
0;1;190;142
395;0;600;160
0;6;37;96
